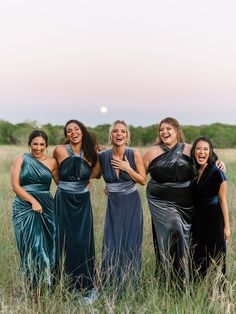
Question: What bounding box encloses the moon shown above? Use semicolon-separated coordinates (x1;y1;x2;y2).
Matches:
100;106;108;114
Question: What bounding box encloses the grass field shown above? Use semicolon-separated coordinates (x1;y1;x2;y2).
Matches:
0;146;235;313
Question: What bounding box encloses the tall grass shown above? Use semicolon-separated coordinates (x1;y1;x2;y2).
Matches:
0;146;235;313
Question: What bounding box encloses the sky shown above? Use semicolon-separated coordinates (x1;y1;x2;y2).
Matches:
0;0;236;127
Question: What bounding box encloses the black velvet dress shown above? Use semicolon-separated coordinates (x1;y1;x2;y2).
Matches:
191;164;226;277
147;143;195;280
54;144;95;290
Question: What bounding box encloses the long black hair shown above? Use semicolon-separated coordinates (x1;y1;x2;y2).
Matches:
190;136;218;171
64;119;97;167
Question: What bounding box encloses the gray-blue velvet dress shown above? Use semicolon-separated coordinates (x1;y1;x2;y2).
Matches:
54;144;95;290
99;148;143;287
12;153;55;287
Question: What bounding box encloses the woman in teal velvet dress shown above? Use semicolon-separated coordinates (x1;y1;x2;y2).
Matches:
11;130;58;289
53;120;99;303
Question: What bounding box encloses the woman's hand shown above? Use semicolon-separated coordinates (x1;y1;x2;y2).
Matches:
224;226;230;240
31;200;43;214
216;160;226;172
111;156;131;173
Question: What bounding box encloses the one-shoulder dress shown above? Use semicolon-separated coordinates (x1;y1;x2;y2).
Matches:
191;164;227;276
54;144;95;290
12;153;55;286
147;143;195;280
99;148;143;287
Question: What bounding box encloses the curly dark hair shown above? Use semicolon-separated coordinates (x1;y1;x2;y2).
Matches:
190;136;218;171
64;119;97;167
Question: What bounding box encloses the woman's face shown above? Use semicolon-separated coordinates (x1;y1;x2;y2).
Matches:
30;136;46;159
194;140;210;166
65;122;83;144
159;122;178;147
111;123;128;146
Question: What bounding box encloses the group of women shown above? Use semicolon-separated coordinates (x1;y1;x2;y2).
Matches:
11;117;230;302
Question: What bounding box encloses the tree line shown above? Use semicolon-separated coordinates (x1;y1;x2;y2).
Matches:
1;119;236;148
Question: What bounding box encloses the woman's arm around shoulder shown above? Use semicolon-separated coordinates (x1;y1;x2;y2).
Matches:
133;148;146;185
90;157;102;179
50;156;59;184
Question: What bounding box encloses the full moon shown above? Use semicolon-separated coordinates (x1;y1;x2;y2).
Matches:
100;106;108;114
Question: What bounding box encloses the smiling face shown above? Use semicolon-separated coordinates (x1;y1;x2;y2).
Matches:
30;136;47;159
65;122;83;144
110;123;128;146
194;140;210;166
159;122;178;147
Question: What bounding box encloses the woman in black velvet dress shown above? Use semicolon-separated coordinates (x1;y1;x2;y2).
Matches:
190;137;230;278
143;117;195;283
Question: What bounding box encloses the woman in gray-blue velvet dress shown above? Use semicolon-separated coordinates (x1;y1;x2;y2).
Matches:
98;120;146;289
11;130;58;289
53;120;99;301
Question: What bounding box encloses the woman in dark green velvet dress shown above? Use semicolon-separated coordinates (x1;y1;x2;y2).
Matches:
11;130;58;290
53;120;99;303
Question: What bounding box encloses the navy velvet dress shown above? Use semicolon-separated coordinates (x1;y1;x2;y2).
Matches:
191;164;227;276
99;148;143;288
147;143;195;280
12;153;55;287
55;144;95;290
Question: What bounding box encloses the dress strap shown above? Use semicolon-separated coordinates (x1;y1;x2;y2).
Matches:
66;144;84;157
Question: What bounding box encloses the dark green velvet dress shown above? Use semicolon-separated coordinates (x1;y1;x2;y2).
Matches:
55;144;95;291
12;153;55;287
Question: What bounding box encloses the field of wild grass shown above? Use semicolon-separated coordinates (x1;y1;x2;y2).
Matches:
0;146;236;313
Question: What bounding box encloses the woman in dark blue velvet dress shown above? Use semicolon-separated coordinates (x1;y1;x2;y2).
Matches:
53;120;99;303
98;120;146;290
190;137;230;278
11;130;58;290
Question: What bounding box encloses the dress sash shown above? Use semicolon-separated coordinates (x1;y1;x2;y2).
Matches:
58;180;89;193
106;181;137;195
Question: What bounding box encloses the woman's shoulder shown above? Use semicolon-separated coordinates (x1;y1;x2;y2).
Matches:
53;144;66;152
13;154;24;163
142;145;162;159
182;142;192;157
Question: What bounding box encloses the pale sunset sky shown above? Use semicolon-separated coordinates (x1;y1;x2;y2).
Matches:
0;0;235;127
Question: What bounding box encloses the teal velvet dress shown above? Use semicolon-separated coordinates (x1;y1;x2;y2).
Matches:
55;144;95;291
12;153;55;287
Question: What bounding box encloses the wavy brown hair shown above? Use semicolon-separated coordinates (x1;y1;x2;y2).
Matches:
156;117;184;145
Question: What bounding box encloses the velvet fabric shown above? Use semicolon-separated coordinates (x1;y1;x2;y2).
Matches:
147;143;195;280
54;145;95;290
12;153;55;286
99;148;143;287
191;164;226;276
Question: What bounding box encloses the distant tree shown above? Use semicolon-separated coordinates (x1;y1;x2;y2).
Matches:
0;120;16;144
183;125;201;144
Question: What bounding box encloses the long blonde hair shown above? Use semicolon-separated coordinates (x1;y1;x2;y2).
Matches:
108;120;131;145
